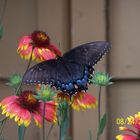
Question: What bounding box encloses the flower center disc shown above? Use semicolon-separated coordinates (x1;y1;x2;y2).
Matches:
31;30;50;47
37;33;48;41
19;91;39;112
26;94;37;104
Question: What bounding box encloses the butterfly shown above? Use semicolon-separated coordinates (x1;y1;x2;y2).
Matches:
23;41;111;97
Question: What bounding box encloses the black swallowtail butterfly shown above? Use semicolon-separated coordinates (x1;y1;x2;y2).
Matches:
23;41;110;97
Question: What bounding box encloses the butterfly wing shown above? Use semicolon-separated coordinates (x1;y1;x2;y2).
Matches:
63;41;110;66
23;41;110;96
23;58;86;95
23;59;78;85
23;59;58;85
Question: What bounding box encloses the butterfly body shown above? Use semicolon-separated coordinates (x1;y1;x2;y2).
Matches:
23;41;111;96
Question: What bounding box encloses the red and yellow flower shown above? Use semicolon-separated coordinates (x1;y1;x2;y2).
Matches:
17;30;62;62
57;92;97;111
116;112;140;140
0;90;57;127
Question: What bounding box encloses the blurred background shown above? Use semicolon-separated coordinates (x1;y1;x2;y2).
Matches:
0;0;140;140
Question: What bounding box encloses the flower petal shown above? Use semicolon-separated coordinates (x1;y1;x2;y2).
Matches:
32;111;42;128
116;134;138;140
17;36;33;60
17;108;31;127
71;92;97;111
127;112;140;131
39;101;57;123
119;127;138;136
0;96;18;106
34;48;56;62
0;96;31;127
57;92;70;103
133;112;140;130
47;44;62;57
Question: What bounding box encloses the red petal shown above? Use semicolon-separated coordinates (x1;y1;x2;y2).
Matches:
71;92;97;111
116;134;138;140
47;44;62;57
39;101;57;123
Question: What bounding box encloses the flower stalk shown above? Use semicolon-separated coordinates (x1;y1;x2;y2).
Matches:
96;86;102;140
15;46;35;95
46;124;54;140
59;124;62;140
42;102;46;140
0;118;6;138
58;100;70;140
89;72;112;140
98;86;102;125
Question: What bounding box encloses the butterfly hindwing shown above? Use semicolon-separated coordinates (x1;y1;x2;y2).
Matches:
23;58;87;93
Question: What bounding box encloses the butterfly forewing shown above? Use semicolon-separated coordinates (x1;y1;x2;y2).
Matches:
63;41;110;66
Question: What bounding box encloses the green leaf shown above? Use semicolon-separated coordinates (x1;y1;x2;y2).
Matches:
18;125;26;140
97;113;107;136
0;25;3;39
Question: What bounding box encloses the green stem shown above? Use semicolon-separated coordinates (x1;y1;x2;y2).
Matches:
0;118;6;137
58;105;63;140
22;128;26;140
59;125;62;140
98;86;102;124
59;108;62;140
97;86;102;140
0;117;7;122
15;46;34;95
45;124;54;140
18;125;26;140
58;102;70;140
42;102;46;140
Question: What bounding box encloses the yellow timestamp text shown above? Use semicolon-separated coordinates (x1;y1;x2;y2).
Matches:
116;117;140;125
